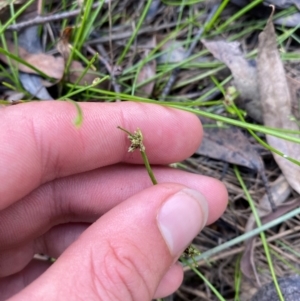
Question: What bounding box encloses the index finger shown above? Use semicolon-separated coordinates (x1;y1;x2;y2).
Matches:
0;101;202;209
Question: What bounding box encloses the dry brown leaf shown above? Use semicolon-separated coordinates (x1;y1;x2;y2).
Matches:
136;36;157;97
245;175;291;233
197;117;264;171
69;60;98;85
202;39;263;123
201;40;257;101
257;13;300;194
0;40;64;79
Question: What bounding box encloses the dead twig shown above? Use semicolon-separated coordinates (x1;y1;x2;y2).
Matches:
7;1;108;31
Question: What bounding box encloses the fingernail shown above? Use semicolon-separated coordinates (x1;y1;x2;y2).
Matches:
157;188;208;256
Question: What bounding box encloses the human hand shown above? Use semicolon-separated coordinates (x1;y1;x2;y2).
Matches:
0;101;227;301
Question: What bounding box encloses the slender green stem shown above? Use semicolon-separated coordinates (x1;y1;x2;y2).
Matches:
0;48;52;80
215;0;263;34
185;206;300;264
181;257;226;301
234;254;242;301
141;150;157;185
204;0;230;32
234;166;284;301
67;53;99;94
117;126;157;185
0;0;36;35
59;76;109;99
117;0;153;64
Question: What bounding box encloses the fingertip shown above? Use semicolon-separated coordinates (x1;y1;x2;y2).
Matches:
154;262;183;298
205;179;228;225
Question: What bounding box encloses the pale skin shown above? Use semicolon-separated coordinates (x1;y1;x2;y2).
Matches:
0;101;228;301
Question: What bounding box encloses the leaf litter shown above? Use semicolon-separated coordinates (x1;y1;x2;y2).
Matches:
257;10;300;195
201;6;300;299
17;25;53;100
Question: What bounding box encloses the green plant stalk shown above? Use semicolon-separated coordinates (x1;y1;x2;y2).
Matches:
79;0;106;50
0;63;15;83
122;11;205;77
210;75;226;95
161;0;206;4
117;0;153;64
168;106;300;156
0;47;53;80
59;76;109;99
71;46;97;70
234;254;242;301
234;166;284;301
204;0;230;32
65;0;94;75
130;0;188;95
141;151;157;185
185;206;300;264
68;52;99;95
9;2;20;87
117;127;158;185
192;76;232;104
69;89;300;143
181;257;226;301
173;65;225;89
2;81;18;91
0;0;36;35
229;97;300;175
215;0;263;34
61;1;77;29
0;34;19;87
121;12;207;93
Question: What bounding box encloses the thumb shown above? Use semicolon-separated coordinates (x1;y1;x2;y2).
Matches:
12;183;208;301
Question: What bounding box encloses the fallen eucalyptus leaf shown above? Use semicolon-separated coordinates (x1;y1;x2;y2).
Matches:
257;13;300;195
197;117;264;171
202;39;263;123
0;40;64;79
